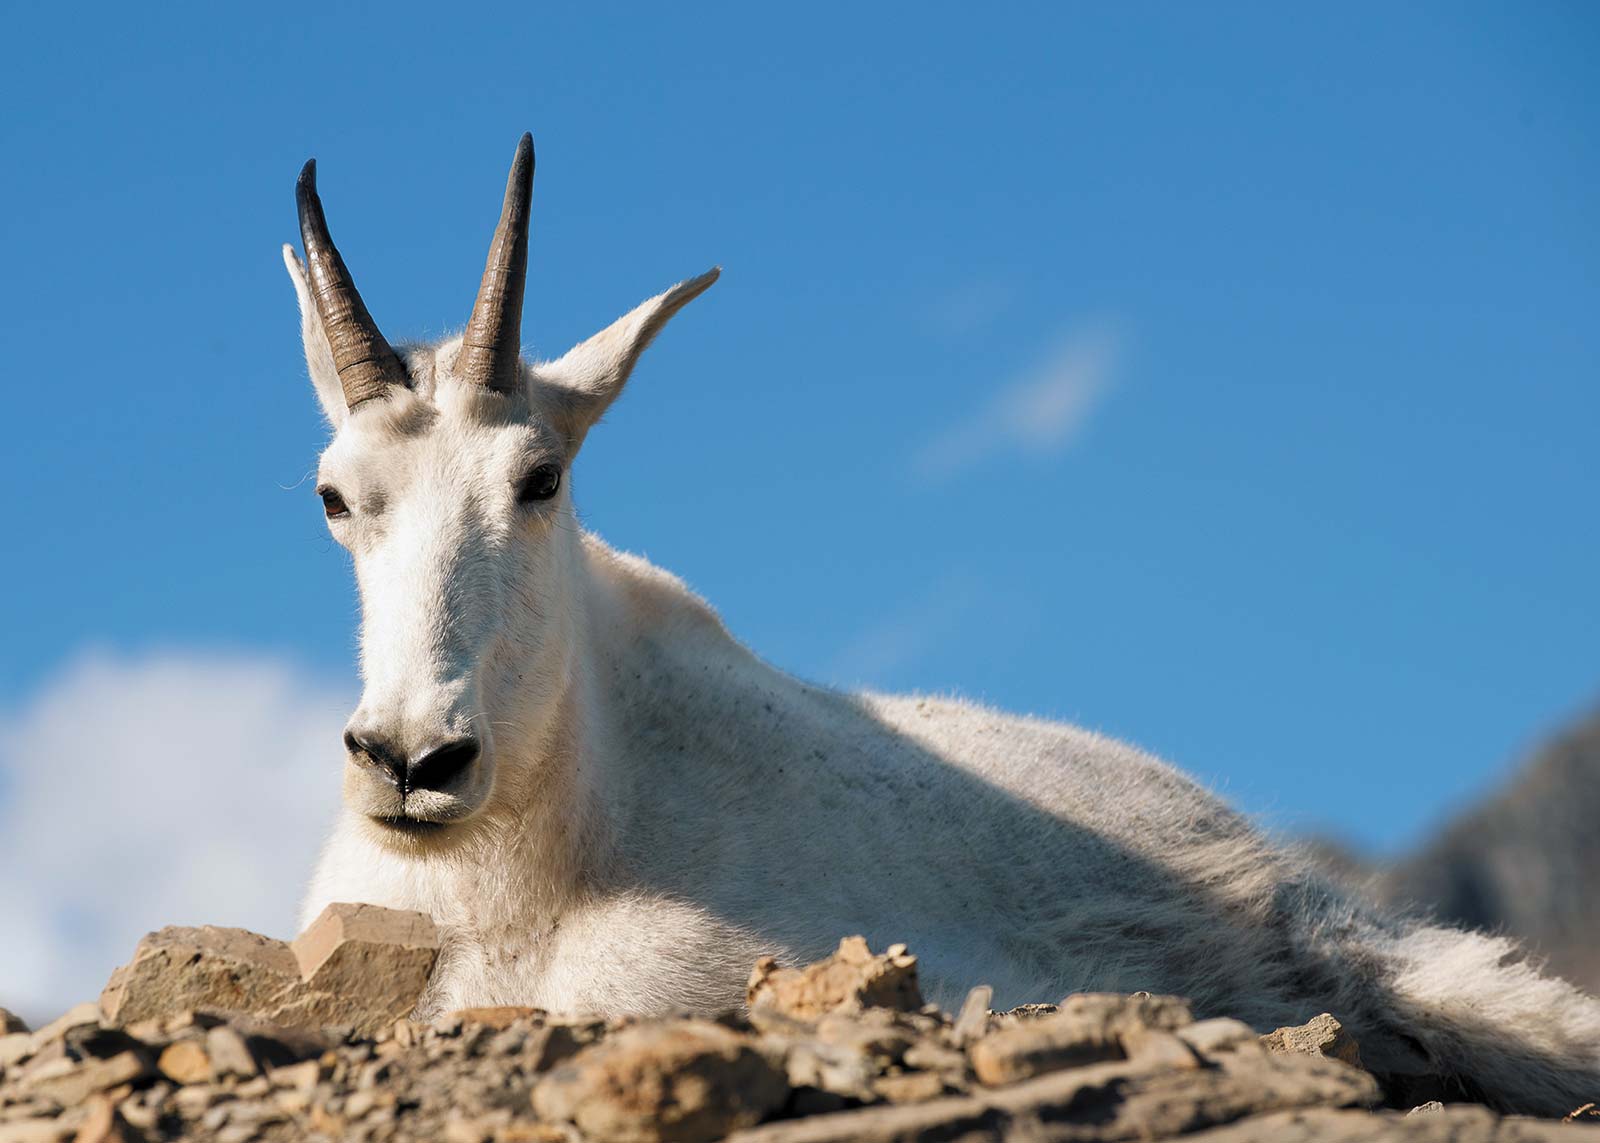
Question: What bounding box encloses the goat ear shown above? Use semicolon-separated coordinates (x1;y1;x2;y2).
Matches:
542;268;719;445
282;244;349;428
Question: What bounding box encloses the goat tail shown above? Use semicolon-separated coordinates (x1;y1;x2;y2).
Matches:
1321;915;1600;1117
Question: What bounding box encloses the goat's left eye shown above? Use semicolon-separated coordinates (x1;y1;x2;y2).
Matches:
317;485;350;519
517;464;562;503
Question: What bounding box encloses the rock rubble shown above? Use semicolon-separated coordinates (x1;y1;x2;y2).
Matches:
0;913;1591;1142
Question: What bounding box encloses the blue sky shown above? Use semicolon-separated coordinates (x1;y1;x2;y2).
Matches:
2;0;1596;961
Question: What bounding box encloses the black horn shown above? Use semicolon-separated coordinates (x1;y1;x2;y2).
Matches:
457;133;535;393
296;160;408;409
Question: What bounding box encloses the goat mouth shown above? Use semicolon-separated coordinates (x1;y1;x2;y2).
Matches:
371;814;450;835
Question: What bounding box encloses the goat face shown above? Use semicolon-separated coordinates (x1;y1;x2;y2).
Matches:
283;136;716;845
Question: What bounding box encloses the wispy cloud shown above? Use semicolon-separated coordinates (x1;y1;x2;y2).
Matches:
911;321;1123;481
825;572;979;689
925;277;1017;339
0;651;351;1022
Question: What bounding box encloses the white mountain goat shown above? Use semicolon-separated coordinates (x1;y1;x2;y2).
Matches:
286;135;1598;1114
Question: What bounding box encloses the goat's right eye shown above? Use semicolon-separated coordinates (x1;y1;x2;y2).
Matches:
317;485;350;519
517;463;563;504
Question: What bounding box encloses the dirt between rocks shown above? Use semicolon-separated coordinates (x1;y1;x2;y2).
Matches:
0;911;1594;1143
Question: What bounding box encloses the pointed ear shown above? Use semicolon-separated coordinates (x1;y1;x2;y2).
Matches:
541;268;719;446
282;244;348;428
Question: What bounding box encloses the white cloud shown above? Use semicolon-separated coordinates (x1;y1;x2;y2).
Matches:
0;650;352;1023
911;322;1123;480
925;277;1017;338
826;572;978;688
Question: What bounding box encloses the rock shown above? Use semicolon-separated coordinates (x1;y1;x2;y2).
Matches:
999;1003;1059;1022
71;1097;144;1143
952;985;992;1045
1407;1101;1445;1116
17;1051;148;1108
1181;1104;1579;1140
968;992;1194;1086
747;938;922;1020
0;1033;33;1069
1179;1017;1261;1057
523;1024;589;1072
62;1026;145;1064
1262;1013;1364;1070
0;1124;77;1143
224;1015;334;1069
772;1009;922;1102
204;1026;259;1078
98;905;439;1037
272;1059;323;1096
1122;1027;1204;1070
728;1044;1379;1143
534;1019;789;1142
2;933;1582;1143
155;1040;212;1085
871;1070;946;1103
449;1007;545;1031
123;1009;225;1045
31;1003;103;1047
0;1011;27;1036
99;927;302;1027
285;903;439;1033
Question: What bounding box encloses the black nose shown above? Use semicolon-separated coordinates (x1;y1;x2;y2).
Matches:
408;737;480;793
344;731;480;793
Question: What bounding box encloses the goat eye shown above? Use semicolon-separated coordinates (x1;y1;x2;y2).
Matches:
317;486;350;519
517;464;562;504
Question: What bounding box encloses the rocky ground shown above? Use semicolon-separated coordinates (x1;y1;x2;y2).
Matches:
1;908;1596;1143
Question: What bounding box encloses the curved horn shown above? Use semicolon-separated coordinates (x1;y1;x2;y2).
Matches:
457;133;535;393
296;160;407;409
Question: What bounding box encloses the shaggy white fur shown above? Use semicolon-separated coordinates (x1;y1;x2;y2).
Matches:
282;215;1599;1118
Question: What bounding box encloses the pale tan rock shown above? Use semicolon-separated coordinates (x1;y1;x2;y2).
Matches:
17;1052;148;1109
747;938;922;1020
172;1085;219;1116
1179;1017;1261;1057
98;906;438;1037
534;1019;788;1143
952;985;992;1045
70;1097;143;1143
1122;1026;1204;1070
0;1122;77;1143
969;992;1194;1086
282;903;439;1033
1262;1013;1364;1070
32;1003;102;1047
444;1118;495;1143
448;1007;544;1031
155;1040;212;1085
99;927;301;1027
871;1070;946;1103
0;1033;33;1069
204;1026;258;1078
268;1058;322;1093
495;1126;569;1142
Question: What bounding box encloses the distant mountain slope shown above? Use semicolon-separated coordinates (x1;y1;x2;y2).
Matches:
1378;706;1600;993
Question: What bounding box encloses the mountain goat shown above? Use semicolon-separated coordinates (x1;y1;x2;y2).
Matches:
286;134;1598;1115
